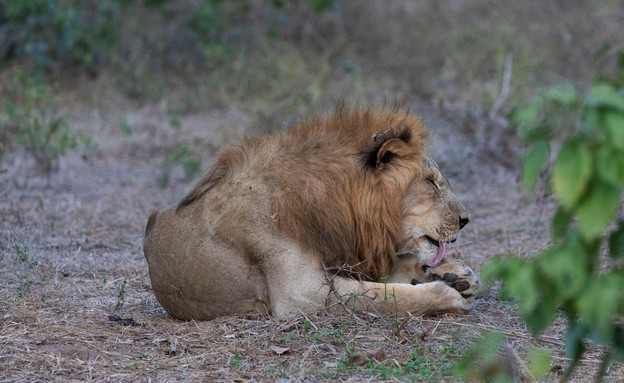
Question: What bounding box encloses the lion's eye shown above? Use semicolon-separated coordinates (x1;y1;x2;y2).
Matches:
426;176;438;191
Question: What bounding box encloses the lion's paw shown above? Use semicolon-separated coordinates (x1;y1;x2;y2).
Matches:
424;260;480;301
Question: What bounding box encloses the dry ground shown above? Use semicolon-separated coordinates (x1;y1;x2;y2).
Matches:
1;94;622;382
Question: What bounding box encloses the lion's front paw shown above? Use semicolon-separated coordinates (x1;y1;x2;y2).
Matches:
424;260;480;300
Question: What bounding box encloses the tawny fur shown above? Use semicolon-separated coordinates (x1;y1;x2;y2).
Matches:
144;106;476;320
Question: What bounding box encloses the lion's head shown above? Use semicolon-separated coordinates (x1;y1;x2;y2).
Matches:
397;160;469;267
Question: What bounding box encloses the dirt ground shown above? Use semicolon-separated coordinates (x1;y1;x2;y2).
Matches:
1;94;622;382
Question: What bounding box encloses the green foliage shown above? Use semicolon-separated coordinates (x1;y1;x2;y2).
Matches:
132;352;150;360
302;319;312;331
5;236;52;298
453;332;552;382
11;238;37;297
271;0;340;13
336;344;448;381
157;140;202;188
521;140;549;192
484;68;624;380
452;332;511;382
528;347;553;378
0;0;340;73
0;0;120;70
0;72;90;173
308;0;340;13
187;0;235;48
275;331;295;344
12;237;37;269
118;121;133;136
229;353;244;370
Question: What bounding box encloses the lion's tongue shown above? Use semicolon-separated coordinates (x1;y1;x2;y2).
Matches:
427;242;447;266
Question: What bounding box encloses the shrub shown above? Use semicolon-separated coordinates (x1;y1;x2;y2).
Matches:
457;64;624;381
0;0;120;70
0;0;340;73
0;72;89;174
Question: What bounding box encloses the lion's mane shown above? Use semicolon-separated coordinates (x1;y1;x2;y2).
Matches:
178;107;428;280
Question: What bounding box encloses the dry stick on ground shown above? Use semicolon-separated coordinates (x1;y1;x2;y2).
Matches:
421;318;565;347
322;261;360;319
297;309;319;331
322;262;388;322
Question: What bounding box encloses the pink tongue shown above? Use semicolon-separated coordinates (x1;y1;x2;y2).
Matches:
427;242;447;266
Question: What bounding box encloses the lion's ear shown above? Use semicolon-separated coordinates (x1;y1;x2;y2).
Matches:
375;138;411;167
177;161;228;210
363;136;411;170
362;127;414;169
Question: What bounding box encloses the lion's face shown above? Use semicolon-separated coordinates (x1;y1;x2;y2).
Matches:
397;159;469;267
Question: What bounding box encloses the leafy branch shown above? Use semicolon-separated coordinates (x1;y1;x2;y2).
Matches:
484;76;624;381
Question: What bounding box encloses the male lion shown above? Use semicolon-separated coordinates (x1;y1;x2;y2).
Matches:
144;107;479;320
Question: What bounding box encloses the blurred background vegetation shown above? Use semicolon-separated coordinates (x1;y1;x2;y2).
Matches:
1;1;623;380
1;0;622;115
1;0;622;172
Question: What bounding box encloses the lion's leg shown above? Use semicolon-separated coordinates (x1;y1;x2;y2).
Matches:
261;249;472;317
328;277;472;316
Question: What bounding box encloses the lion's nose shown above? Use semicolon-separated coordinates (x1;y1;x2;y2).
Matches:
459;216;469;230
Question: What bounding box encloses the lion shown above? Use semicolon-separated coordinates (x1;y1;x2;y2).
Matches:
143;107;479;320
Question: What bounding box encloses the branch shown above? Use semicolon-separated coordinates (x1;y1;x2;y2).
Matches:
489;52;513;118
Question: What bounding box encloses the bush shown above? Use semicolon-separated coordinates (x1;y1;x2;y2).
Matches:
457;63;624;381
0;0;120;70
0;0;340;73
0;72;90;173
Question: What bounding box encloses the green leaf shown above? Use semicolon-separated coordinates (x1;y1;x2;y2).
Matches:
524;289;558;336
551;206;573;239
604;110;624;149
528;348;552;378
596;146;624;186
546;85;578;106
576;179;621;239
551;138;592;210
564;320;586;379
505;263;540;315
614;327;624;360
537;241;588;299
522;141;549;192
609;222;624;259
480;257;505;284
513;99;542;139
576;274;623;344
519;124;551;143
585;83;624;112
484;256;558;334
452;332;507;381
582;107;600;133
